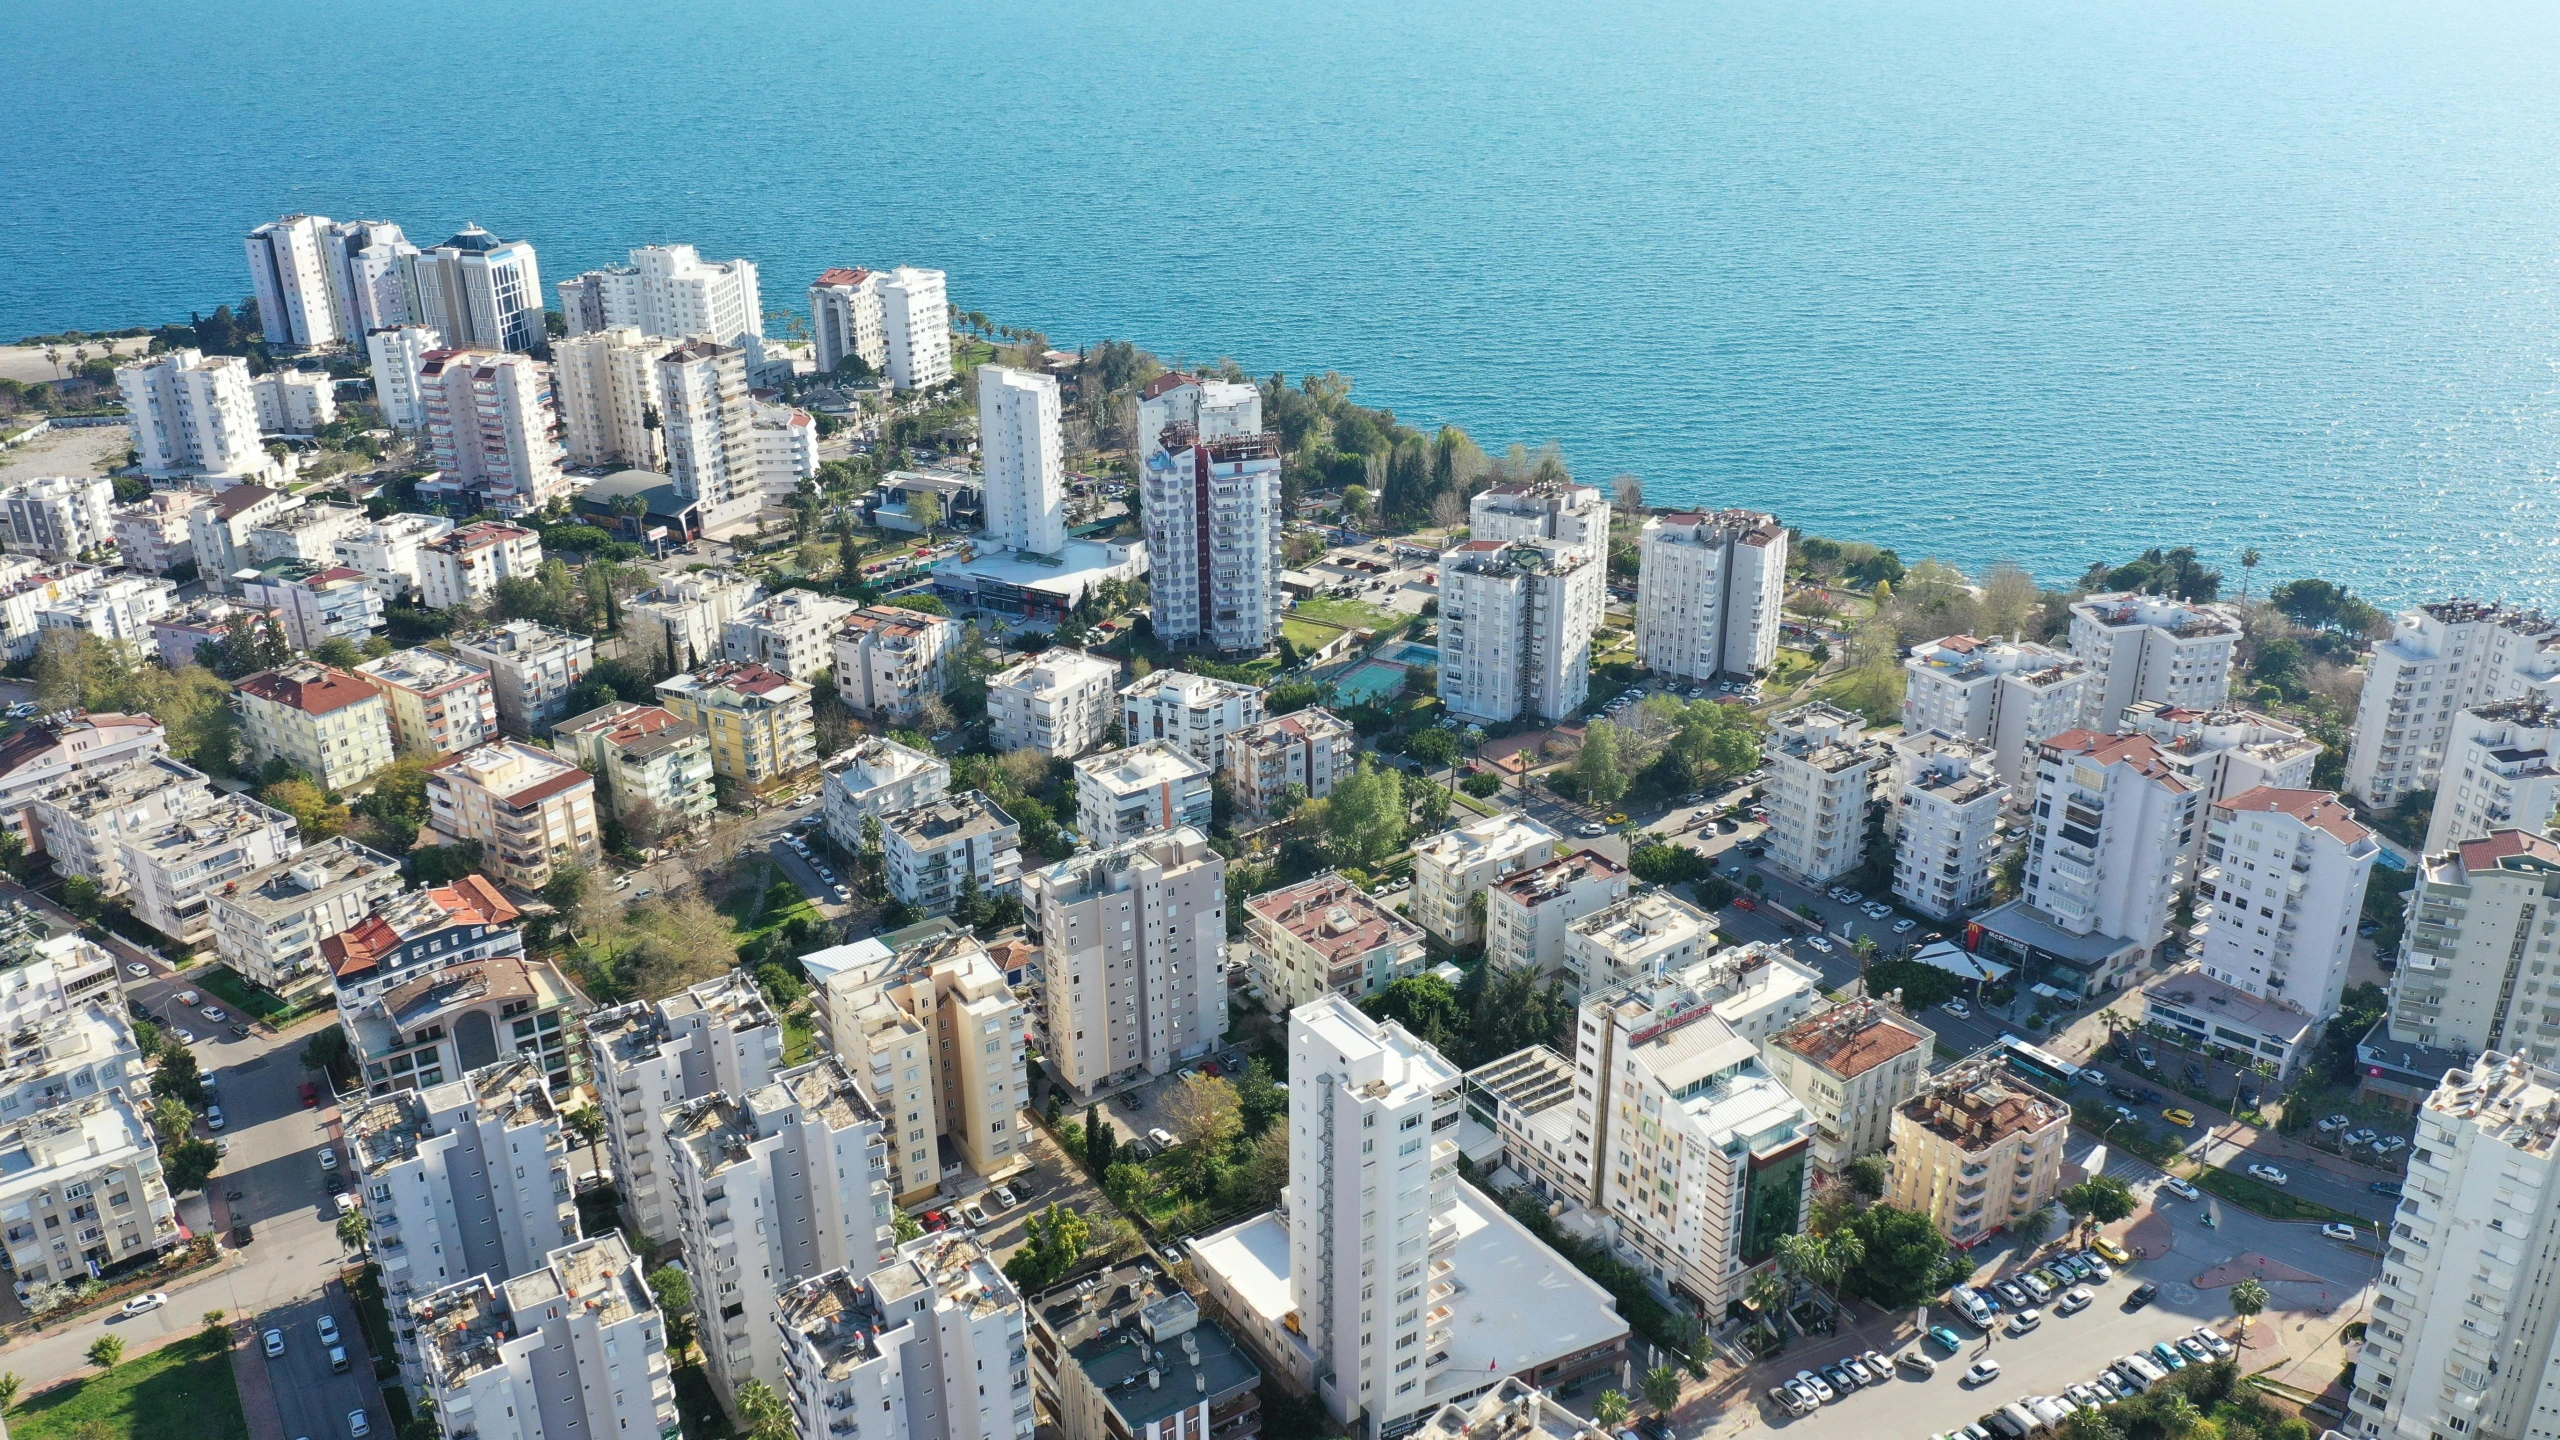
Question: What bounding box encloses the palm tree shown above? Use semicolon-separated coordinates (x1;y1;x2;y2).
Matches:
1594;1391;1632;1430
1746;1269;1789;1320
2153;1391;2203;1439
337;1210;372;1254
2239;548;2263;602
734;1379;796;1440
567;1105;608;1180
43;350;60;380
2230;1277;2269;1330
1642;1363;1684;1420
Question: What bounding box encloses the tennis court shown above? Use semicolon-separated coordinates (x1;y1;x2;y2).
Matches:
1333;660;1412;703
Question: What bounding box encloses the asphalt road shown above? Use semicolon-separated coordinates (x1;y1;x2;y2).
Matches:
258;1289;386;1440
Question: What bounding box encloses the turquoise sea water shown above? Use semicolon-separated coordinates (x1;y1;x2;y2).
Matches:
11;0;2560;604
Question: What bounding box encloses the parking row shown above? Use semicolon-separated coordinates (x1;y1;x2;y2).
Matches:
1943;1328;2234;1440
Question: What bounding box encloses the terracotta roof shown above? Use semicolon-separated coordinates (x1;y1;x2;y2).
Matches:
687;661;799;697
322;874;520;979
1936;634;1983;653
1450;539;1507;554
1773;1003;1927;1079
2038;730;2190;791
2215;787;2370;845
236;665;381;716
814;267;871;287
1246;873;1421;966
1139;372;1199;400
2458;829;2560;875
209;484;283;520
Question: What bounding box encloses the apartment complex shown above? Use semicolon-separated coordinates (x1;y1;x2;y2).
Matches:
186;482;298;583
2120;700;2324;818
808;267;888;376
834;603;962;721
1900;634;2095;784
424;740;602;891
335;512;454;599
320;219;419;338
1979;729;2201;997
557;243;764;354
2387;830;2560;1063
409;1233;679;1440
584;969;784;1243
117;349;270;481
821;737;950;848
418;348;566;515
626;567;763;672
250;368;335;435
2347;598;2560;806
878;266;953;391
885;791;1022;911
411;224;544;353
654;661;818;793
1136;374;1284;651
2423;694;2560;857
1763;999;1934;1175
2066;591;2241;726
1224;708;1355;819
551;324;664;469
1020;827;1227;1100
0;1091;182;1298
1761;703;1886;886
25;754;210;898
1562;891;1725;997
207;839;405;1000
1244;872;1428;1008
652;339;761;535
244;213;344;347
233;661;397;791
1032;1261;1260;1440
1889;734;2008;921
664;1057;898;1408
416;521;543;611
2194;787;2377;1022
1119;669;1264;769
805;930;1030;1203
1073;742;1214;848
1410;811;1560;950
34;573;177;649
357;648;498;759
111;490;208;574
1437;481;1610;725
452;620;595;738
551;700;716;829
988;650;1119;758
720;587;857;680
1883;1054;2069;1248
0;474;113;562
322;877;577;1096
344;1055;580;1310
1633;509;1787;679
232;561;382;652
364;323;442;431
778;1234;1036;1440
0;711;169;846
1485;847;1631;979
980;366;1068;555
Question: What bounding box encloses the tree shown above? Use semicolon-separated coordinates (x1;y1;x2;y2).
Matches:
1594;1392;1633;1430
156;1043;207;1110
1838;1203;1956;1308
893;1210;924;1243
1745;1270;1789;1320
337;1210;371;1253
2239;548;2263;602
2230;1277;2270;1330
1084;1105;1114;1178
86;1335;124;1371
1161;1074;1244;1155
301;1026;351;1085
1642;1363;1683;1419
203;1308;231;1343
0;1373;20;1411
1843;1153;1890;1201
2058;1175;2137;1240
907;488;944;537
1571;721;1628;804
2010;1203;2054;1249
164;1138;222;1193
648;1266;697;1359
1325;758;1406;866
1360;975;1464;1057
735;1379;796;1440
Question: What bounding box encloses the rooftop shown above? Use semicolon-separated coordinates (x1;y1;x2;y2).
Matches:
2037;729;2193;791
2429;1052;2560;1157
733;588;857;628
324;875;519;980
427;521;537;554
1490;847;1628;908
1036;1259;1262;1431
2213;786;2373;847
1772;999;1930;1080
657;660;808;703
1415;811;1558;865
1465;1044;1577;1119
1120;669;1263;705
990;648;1120;699
2450;828;2560;877
1076;741;1210;797
592;968;774;1069
380;955;545;1032
1413;1378;1612;1440
215;837;400;920
1768;702;1877;772
837;603;954;642
429;739;593;806
1247;873;1424;966
553;701;701;761
885;789;1016;847
774;1267;896;1376
2139;965;2316;1047
235;662;381;716
453;619;591;660
357;648;491;696
1899;1054;2069;1151
1233;708;1353;752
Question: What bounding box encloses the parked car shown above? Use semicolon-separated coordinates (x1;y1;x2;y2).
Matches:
301;1081;320;1108
2150;1341;2188;1371
1577;823;1607;837
1993;1279;2031;1309
2135;1045;2158;1069
1964;1358;2002;1387
1805;935;1835;953
2375;1135;2410;1154
1818;1363;1854;1396
1147;1127;1177;1149
2056;1287;2093;1316
1943;999;1971;1019
320;1146;338;1171
2323;1222;2361;1242
2344;1127;2380;1147
2247;1163;2290;1186
205;1105;225;1130
2162;1106;2196;1127
349;1410;371;1438
2194;1328;2234;1358
263;1328;285;1357
2160;1177;2201;1201
2317;1114;2350;1132
992;1184;1018;1209
317;1314;341;1346
1893;917;1916;933
120;1292;169;1317
2371;1180;2405;1198
1794;1370;1835;1405
1899;1350;1939;1377
1928;1324;1966;1351
2093;1237;2132;1266
2007;1308;2042;1335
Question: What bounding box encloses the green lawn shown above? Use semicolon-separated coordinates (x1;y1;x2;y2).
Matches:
11;1329;249;1440
189;966;296;1022
784;1011;818;1064
1282;616;1349;652
2192;1165;2362;1226
1289;597;1404;634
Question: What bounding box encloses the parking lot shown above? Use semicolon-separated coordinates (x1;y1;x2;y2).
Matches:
1075;1045;1258;1156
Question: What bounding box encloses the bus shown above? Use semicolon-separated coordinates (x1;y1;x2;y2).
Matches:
1996;1034;2082;1089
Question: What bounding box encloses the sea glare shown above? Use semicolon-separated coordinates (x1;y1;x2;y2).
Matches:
10;0;2560;606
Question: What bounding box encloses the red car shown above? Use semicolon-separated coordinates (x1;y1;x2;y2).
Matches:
1732;896;1757;912
300;1082;320;1108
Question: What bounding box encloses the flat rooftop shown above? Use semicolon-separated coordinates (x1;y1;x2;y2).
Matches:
1037;1259;1261;1431
2430;1052;2560;1157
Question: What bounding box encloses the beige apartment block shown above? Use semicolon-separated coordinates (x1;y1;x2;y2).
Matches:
424;740;602;892
1764;998;1935;1175
357;647;498;759
1020;827;1227;1101
654;660;818;794
1410;811;1559;949
551;701;717;829
451;620;595;739
1885;1054;2070;1247
1223;708;1356;820
233;662;397;791
1244;872;1427;1009
834;603;963;721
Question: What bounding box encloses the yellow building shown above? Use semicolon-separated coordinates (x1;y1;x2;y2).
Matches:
653;661;817;795
1885;1053;2070;1247
233;661;397;792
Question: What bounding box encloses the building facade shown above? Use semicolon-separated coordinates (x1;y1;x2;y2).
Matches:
654;660;818;794
978;366;1067;555
1764;999;1934;1175
585;970;784;1243
408;1233;680;1440
1244;873;1427;1009
233;662;397;791
885;791;1023;911
2424;694;2560;858
821;737;951;850
207;838;405;1000
2386;830;2560;1063
418;348;566;515
1762;703;1886;886
424;740;604;892
1889;734;2008;921
1073;742;1214;849
1633;510;1787;679
551;701;716;830
834;604;962;721
1883;1054;2069;1248
417;521;543;612
1020;827;1226;1101
2196;787;2377;1023
2347;599;2560;806
411;224;544;353
453;620;595;738
365;323;443;431
1224;708;1356;819
1;474;113;562
357;648;498;759
1485;847;1631;980
2066;592;2241;728
1410;812;1560;950
117;350;270;481
1135;375;1283;651
721;588;858;681
1902;634;2096;785
988;650;1119;758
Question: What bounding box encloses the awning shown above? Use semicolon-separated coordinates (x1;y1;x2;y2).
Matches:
1909;940;2011;983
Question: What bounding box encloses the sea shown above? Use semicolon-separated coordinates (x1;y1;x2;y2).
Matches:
9;0;2560;607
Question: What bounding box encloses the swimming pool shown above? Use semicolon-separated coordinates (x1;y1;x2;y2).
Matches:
1380;642;1440;667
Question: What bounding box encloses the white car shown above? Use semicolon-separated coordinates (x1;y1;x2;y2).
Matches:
1147;1127;1177;1149
1893;918;1917;933
1804;935;1834;953
1794;1369;1835;1404
2055;1287;2093;1316
263;1328;285;1357
2161;1176;2201;1201
120;1291;169;1317
1577;823;1607;837
125;962;148;977
2008;1308;2042;1334
791;793;817;807
2322;1222;2360;1242
201;1006;225;1022
175;1028;197;1045
336;1193;359;1216
1964;1358;2002;1386
349;1409;371;1438
2194;1328;2234;1358
317;1313;341;1346
320;1146;338;1171
2248;1163;2290;1186
1942;999;1971;1018
205;1105;225;1130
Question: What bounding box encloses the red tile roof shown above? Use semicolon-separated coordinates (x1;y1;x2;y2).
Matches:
236;665;381;716
2039;730;2190;791
2458;829;2560;874
2216;787;2370;845
815;267;871;286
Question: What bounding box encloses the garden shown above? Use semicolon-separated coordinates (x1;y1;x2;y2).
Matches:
5;1319;249;1440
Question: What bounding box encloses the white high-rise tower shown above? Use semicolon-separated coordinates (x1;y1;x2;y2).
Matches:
1137;374;1282;651
246;214;344;349
978;366;1066;555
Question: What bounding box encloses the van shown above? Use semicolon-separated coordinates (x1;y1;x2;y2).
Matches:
1997;1402;2045;1438
2112;1354;2165;1394
1950;1286;1994;1328
2026;1397;2073;1430
328;1345;350;1374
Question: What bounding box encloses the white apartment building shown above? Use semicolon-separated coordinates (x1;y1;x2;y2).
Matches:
2121;699;2324;817
1020;827;1226;1100
365;323;443;431
233;661;397;791
1411;811;1560;949
0;711;169;848
2066;591;2241;727
187;482;300;588
1439;519;1605;726
34;574;176;649
1762;703;1885;886
834;603;961;722
323;220;417;339
2387;830;2560;1062
804;930;1030;1203
559;244;764;355
334;511;454;599
1633;509;1787;679
25;755;210;896
1890;734;2008;921
119;791;299;947
2426;695;2560;857
1901;634;2097;785
885;791;1023;913
246;500;366;568
751;397;819;503
207;838;404;1000
1073;742;1214;849
1989;728;2202;995
250;368;335;435
779;1235;1036;1440
551;701;716;830
822;737;950;851
152;596;262;671
1562;891;1719;997
417;521;542;612
452;620;594;737
988;649;1119;757
551;324;663;469
2346;1053;2560;1440
1244;873;1429;1009
424;740;603;892
419;348;566;516
1136;374;1283;651
627;567;763;673
233;561;382;652
0;1091;183;1298
586;969;784;1244
111;490;207;575
665;1056;898;1409
0;562;113;661
0;474;113;561
345;1055;579;1310
1485;847;1631;979
410;1234;679;1440
654;339;759;534
2349;599;2560;806
1120;669;1264;770
411;224;544;354
117;350;270;481
1764;998;1934;1175
1224;707;1357;820
245;214;343;348
2195;786;2377;1025
722;587;857;680
979;366;1067;555
808;267;888;376
880;266;952;392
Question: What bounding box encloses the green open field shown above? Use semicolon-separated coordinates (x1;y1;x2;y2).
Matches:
12;1329;250;1440
1288;597;1405;633
1281;616;1350;652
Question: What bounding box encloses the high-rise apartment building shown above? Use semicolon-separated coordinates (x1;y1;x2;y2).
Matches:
664;1056;898;1408
979;366;1067;555
2066;591;2241;727
1439;480;1609;725
988;650;1119;757
2425;695;2560;857
1761;703;1886;886
550;324;663;469
1224;708;1358;820
1884;1053;2069;1247
779;1235;1037;1440
2387;831;2560;1062
1410;812;1560;950
1073;742;1213;849
1020;827;1226;1101
808;267;888;375
1889;733;2007;921
1136;375;1283;651
410;1233;680;1440
117;350;270;481
411;224;544;353
344;1056;579;1310
2195;788;2377;1021
418;348;566;515
364;323;443;431
750;397;818;502
2348;599;2560;806
1633;509;1787;679
0;473;113;562
322;219;417;339
558;244;764;356
321;877;579;1097
880;266;952;392
245;214;344;348
2120;700;2323;814
1765;998;1934;1175
585;969;784;1244
251;368;336;435
1484;847;1631;980
651;340;759;534
1119;670;1265;769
